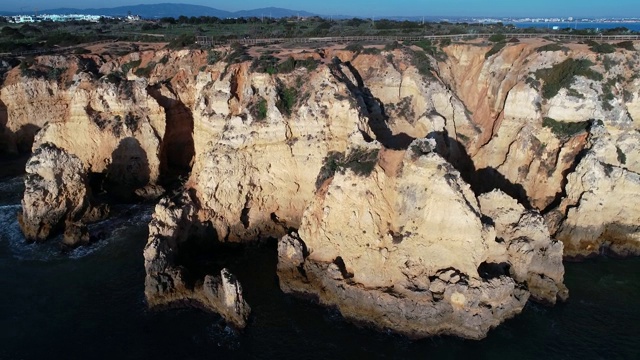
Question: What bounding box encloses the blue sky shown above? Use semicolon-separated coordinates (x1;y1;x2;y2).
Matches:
2;0;639;17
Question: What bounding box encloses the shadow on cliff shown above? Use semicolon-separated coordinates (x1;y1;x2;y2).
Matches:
0;99;40;156
426;130;532;209
103;137;151;201
327;59;531;207
330;58;414;150
147;84;195;189
0;99;34;177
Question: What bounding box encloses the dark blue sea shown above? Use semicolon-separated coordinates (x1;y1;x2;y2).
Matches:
512;22;640;32
1;173;639;359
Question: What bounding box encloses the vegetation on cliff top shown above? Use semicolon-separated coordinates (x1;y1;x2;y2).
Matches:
542;117;591;138
535;59;603;99
315;148;380;188
485;41;507;59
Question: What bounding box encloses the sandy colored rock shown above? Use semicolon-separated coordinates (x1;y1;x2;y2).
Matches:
478;190;568;303
17;143;107;243
143;194;251;328
278;139;563;340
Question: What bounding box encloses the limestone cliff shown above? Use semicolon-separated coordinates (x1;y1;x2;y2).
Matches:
17;142;107;246
439;40;640;255
143;194;250;328
277;139;565;339
3;39;640;336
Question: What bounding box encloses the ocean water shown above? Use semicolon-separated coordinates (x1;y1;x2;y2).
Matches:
1;175;639;360
512;22;640;32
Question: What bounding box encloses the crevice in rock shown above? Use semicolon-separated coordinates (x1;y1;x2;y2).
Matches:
104;137;151;202
333;256;354;279
329;58;414;150
424;130;531;209
477;262;511;280
147;84;195;189
541;146;590;216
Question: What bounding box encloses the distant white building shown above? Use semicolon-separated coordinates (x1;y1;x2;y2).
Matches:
8;13;111;23
11;15;35;23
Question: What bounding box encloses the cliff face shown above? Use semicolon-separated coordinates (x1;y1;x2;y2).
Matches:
4;39;639;335
278;139;565;339
439;40;640;256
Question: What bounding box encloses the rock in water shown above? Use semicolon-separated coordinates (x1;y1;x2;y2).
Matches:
143;194;251;328
277;139;566;340
17;143;108;244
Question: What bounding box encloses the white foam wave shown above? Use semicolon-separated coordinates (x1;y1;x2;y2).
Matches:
0;203;153;261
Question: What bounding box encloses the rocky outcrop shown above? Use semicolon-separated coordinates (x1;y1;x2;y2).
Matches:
478;190;568;304
277;139;566;339
143;194;250;328
186;62;369;242
17;143;107;246
546;124;640;258
437;40;640;259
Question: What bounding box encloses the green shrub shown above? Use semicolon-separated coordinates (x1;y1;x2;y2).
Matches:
134;61;156;77
166;33;195;49
73;47;91;54
488;34;506;43
616;41;635;51
207;50;221;65
407;49;432;78
251;54;278;73
277;86;297;116
566;88;585;99
386;53;394;63
46;66;66;81
384;41;402;51
542;117;590;138
602;56;620;71
535;59;603;99
256;98;268;120
252;55;318;74
536;43;569;53
485;42;506;59
525;76;541;89
362;47;381;55
314;147;379;189
345;42;364;53
121;59;141;74
225;42;252;64
587;41;616;54
278;56;297;73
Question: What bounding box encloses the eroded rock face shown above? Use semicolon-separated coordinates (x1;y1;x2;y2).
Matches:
7;42;640;336
17;143;108;245
478;190;568;304
277;139;565;339
546;124;640;258
143;194;250;328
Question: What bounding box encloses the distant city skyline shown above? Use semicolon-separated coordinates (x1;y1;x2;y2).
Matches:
1;0;639;18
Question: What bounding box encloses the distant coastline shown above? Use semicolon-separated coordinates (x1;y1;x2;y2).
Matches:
511;22;640;31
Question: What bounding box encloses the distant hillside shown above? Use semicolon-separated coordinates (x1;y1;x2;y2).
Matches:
233;7;316;18
0;3;317;19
